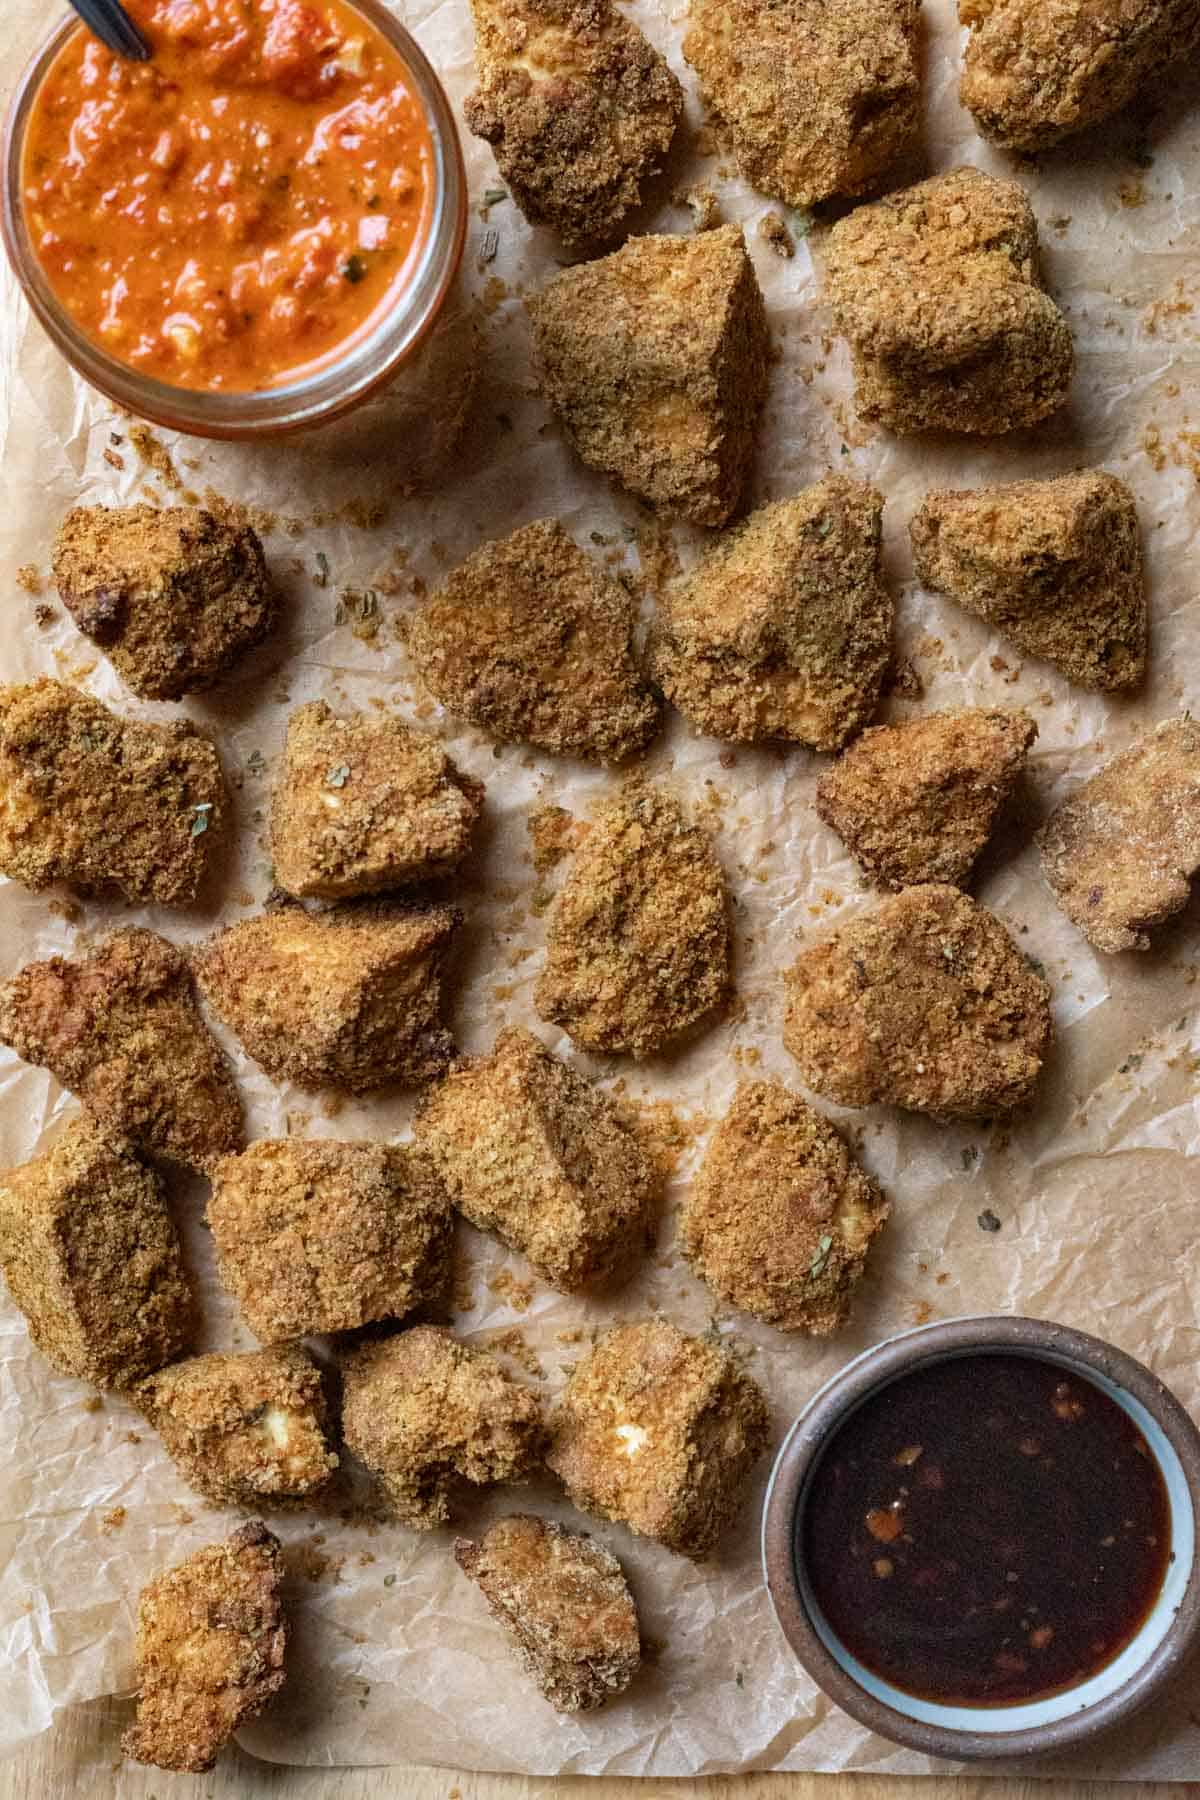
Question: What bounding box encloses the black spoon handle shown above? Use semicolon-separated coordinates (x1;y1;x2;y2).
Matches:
68;0;152;60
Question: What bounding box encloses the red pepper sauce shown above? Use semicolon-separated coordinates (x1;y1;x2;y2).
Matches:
802;1354;1171;1706
22;0;435;391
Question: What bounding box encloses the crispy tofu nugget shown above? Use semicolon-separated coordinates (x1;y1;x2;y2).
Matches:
52;505;277;701
783;884;1052;1117
208;1140;451;1341
341;1326;545;1528
535;786;730;1058
1036;718;1200;953
816;708;1037;890
547;1320;769;1559
414;1026;659;1290
195;899;460;1092
122;1521;287;1774
683;0;919;208
464;0;682;251
681;1081;890;1335
650;478;892;748
455;1514;641;1712
527;226;770;527
910;471;1146;692
409;521;660;763
0;1115;190;1390
0;678;225;906
0;928;243;1172
822;167;1074;435
271;701;483;899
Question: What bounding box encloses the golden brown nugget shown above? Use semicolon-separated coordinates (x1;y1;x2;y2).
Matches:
822;167;1074;436
535;786;730;1058
547;1319;769;1559
0;678;226;906
650;478;892;748
409;521;660;763
816;708;1037;890
464;0;682;251
195;899;460;1093
0;1115;190;1390
271;701;483;899
414;1026;659;1291
681;1081;890;1335
122;1521;287;1774
683;0;919;208
527;226;770;527
455;1514;641;1712
1036;718;1200;953
208;1140;451;1342
135;1347;338;1505
0;928;243;1173
783;884;1052;1118
909;471;1146;692
52;504;277;701
341;1326;545;1528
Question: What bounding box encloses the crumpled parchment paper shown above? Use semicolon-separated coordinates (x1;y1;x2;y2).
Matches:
1;0;1199;1780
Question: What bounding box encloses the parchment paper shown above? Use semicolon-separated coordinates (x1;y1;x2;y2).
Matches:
1;0;1199;1779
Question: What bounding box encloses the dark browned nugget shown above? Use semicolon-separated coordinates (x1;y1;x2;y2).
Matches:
816;708;1038;889
527;226;770;527
0;928;243;1173
680;1080;890;1335
0;678;226;906
207;1140;451;1342
194;899;460;1092
464;0;682;251
122;1521;287;1774
650;478;892;748
1036;717;1200;953
535;786;730;1058
341;1326;545;1528
822;167;1074;435
454;1514;641;1712
909;471;1146;691
409;520;660;763
783;884;1052;1117
0;1115;191;1390
547;1319;769;1559
52;504;277;701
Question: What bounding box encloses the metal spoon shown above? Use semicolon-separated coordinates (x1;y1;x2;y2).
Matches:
68;0;151;60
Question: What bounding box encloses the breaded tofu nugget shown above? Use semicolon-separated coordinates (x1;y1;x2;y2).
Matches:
681;1081;890;1335
194;899;460;1092
783;884;1052;1117
650;478;892;748
0;678;225;906
464;0;682;251
527;226;770;527
0;928;243;1173
816;708;1037;889
135;1347;337;1505
208;1140;451;1341
547;1320;769;1559
414;1026;659;1290
455;1514;641;1712
271;701;483;899
535;786;730;1058
0;1115;190;1390
822;167;1074;435
683;0;919;208
1036;718;1200;953
122;1521;287;1774
341;1326;545;1528
409;521;660;763
909;471;1146;692
52;505;277;701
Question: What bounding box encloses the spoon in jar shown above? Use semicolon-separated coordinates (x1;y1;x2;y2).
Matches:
68;0;151;59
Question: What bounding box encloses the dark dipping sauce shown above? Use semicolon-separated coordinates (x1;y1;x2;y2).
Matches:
801;1354;1171;1706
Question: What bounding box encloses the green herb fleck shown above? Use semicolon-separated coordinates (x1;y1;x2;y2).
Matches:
326;763;351;789
342;254;368;284
314;550;330;588
814;515;833;538
735;1670;745;1689
482;186;508;209
840;442;850;456
808;1233;834;1281
788;208;812;240
383;1572;397;1587
960;1144;979;1171
246;749;267;777
1118;1052;1143;1074
190;802;214;838
977;1209;1002;1234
